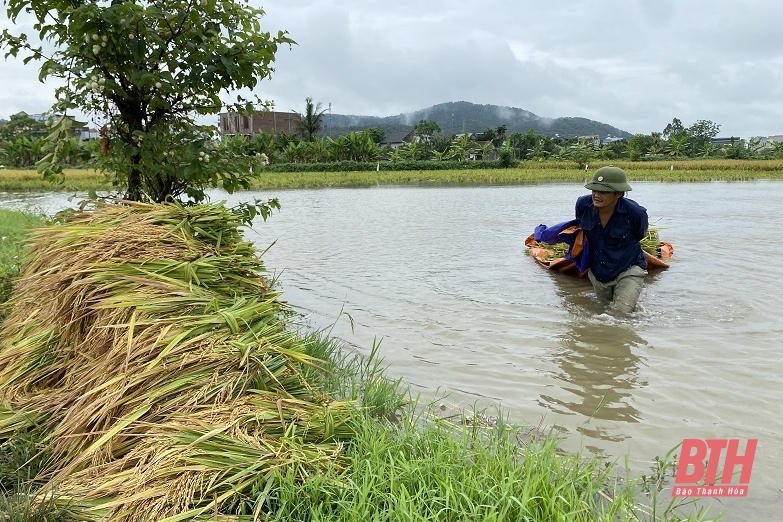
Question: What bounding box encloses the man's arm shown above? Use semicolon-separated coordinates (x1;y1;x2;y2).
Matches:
632;205;649;240
575;195;588;219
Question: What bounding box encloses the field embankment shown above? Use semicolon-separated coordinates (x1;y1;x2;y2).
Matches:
251;159;783;188
1;159;783;192
0;168;106;192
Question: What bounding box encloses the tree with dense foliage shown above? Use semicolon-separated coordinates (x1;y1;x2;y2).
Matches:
494;124;507;147
1;0;293;203
0;113;48;143
414;119;441;139
648;132;664;155
428;134;453;154
324;132;378;162
1;136;44;167
686;119;720;153
721;138;747;159
0;113;47;166
662;118;687;141
564;141;594;169
626;134;654;159
530;141;549;161
297;97;328;142
364;127;385;144
478;127;497;143
507;130;536;160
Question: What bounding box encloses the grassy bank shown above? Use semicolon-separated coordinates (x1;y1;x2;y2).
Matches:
1;159;782;192
0;209;45;316
250;159;783;189
0;204;717;521
0;168;107;192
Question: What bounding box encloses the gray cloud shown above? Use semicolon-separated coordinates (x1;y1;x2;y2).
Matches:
2;0;782;137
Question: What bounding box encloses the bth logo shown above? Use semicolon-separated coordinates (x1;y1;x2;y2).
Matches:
672;438;757;497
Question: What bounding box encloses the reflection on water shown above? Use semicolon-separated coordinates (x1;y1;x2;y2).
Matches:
540;273;647;441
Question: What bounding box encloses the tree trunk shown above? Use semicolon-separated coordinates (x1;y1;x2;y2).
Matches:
127;160;143;201
120;101;145;201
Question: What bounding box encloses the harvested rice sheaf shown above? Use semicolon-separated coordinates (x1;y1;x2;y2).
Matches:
535;228;664;261
639;228;662;256
0;200;358;521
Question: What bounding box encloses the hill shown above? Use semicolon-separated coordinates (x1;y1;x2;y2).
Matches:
322;101;632;140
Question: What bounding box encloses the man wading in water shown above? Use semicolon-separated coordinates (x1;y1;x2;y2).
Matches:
576;166;649;314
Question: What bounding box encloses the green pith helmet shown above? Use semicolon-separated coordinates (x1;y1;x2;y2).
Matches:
584;166;633;192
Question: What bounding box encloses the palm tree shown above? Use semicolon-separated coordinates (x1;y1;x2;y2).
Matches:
494;125;507;147
248;131;276;157
326;136;349;161
699;142;717;158
307;138;329;163
666;135;689;157
530;139;549;161
3;136;43;167
431;149;446;161
296;97;328;142
746;137;764;157
345;131;379;161
405;142;421;161
478;141;494;160
624;141;641;161
447;134;471;161
282;141;307;163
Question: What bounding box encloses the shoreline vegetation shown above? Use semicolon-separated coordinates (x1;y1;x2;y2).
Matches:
0;159;782;192
0;204;718;521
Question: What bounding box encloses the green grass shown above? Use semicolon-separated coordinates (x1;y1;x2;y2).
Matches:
265;333;717;522
0;169;108;192
0;209;45;316
2;159;783;192
0;490;71;522
248;159;783;189
266;411;717;522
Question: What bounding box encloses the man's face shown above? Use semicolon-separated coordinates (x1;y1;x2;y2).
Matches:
591;190;622;210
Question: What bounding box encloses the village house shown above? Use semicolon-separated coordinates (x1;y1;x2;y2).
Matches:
710;137;744;147
379;129;415;149
74;126;100;141
218;110;299;137
602;135;624;145
468;140;498;161
759;135;783;149
578;135;601;147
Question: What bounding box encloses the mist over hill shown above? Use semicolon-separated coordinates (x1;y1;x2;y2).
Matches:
322;101;632;139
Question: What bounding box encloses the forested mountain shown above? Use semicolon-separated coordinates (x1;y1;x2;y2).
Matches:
322;101;632;139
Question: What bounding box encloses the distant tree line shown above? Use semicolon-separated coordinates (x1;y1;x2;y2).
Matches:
0;113;96;168
4;109;782;172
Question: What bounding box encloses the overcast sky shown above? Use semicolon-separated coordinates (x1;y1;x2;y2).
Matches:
2;0;782;138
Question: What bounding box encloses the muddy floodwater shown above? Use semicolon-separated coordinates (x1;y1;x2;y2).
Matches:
3;180;782;521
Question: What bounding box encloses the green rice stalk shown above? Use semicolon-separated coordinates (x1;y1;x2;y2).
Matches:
639;228;662;257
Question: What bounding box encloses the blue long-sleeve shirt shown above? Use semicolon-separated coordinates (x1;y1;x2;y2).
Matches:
575;194;648;282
